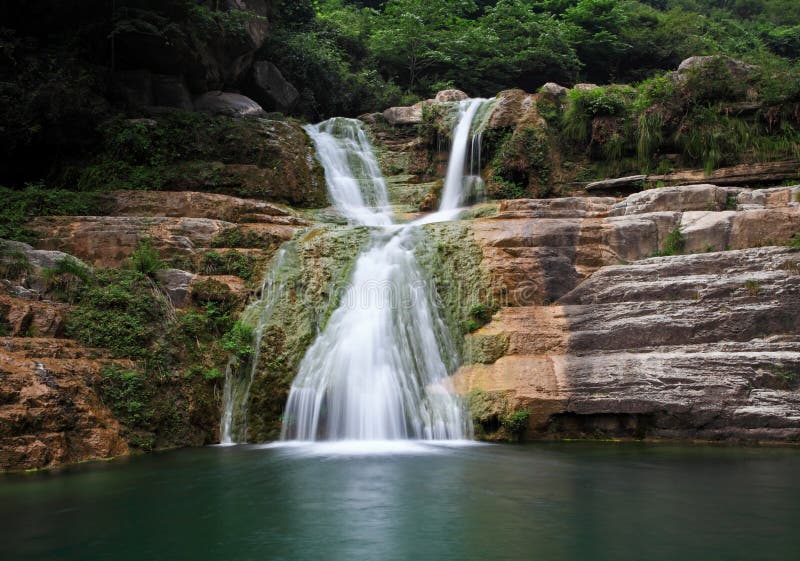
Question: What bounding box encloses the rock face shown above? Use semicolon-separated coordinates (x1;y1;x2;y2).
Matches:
248;61;300;113
0;338;130;471
647;161;800;187
152;74;194;110
112;2;269;93
434;89;469;102
194;91;265;118
448;185;800;442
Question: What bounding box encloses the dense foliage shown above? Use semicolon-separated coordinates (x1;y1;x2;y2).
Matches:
271;0;800;116
1;0;799;186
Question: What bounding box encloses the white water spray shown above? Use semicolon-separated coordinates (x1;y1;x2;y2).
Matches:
224;102;493;443
439;98;492;211
303;118;392;226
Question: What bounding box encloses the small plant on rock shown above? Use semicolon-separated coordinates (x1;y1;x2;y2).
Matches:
126;239;164;277
41;256;90;302
744;280;761;296
654;227;686;257
501;408;532;441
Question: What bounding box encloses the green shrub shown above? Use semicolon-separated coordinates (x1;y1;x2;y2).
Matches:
465;303;493;333
654;228;686;257
41;256;91;302
675;110;753;174
67;269;166;359
563;85;635;144
200;250;257;280
0;243;31;280
744;280;761;296
98;366;151;428
772;367;800;390
788;233;800;248
126;239;164;277
501;408;532;439
221;321;255;359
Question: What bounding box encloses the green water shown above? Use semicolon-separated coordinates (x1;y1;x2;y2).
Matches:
1;442;799;561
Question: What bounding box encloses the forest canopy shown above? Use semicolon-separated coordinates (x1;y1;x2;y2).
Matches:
270;0;800;117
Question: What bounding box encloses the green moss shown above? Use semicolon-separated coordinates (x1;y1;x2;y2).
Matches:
74;114;327;207
416;222;495;352
0;184;105;243
467;389;530;442
501;408;532;440
488;125;552;199
236;227;371;441
463;332;509;365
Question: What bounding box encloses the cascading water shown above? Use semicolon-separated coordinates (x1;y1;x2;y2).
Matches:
439;98;493;212
222;101;493;444
281;100;494;442
220;246;292;444
303;118;392;227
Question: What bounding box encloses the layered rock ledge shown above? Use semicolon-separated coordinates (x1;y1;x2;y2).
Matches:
450;184;800;442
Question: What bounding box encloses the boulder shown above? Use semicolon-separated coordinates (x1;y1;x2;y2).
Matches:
155;269;196;308
540;82;568;97
573;83;598;91
383;101;428;126
194;91;264;118
675;55;756;81
152;74;193;110
434;89;469;102
357;113;385;125
248;61;299;113
487;89;540;129
0;240;87;271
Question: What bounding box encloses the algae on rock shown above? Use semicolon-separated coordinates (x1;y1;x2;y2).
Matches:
416;221;495;356
227;225;371;441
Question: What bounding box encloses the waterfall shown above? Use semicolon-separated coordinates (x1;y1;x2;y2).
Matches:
281;104;493;442
303;118;393;226
220;246;292;444
224;103;492;444
439;98;493;211
280;227;468;440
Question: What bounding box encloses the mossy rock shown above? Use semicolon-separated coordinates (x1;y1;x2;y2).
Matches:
75;113;327;207
230;226;372;441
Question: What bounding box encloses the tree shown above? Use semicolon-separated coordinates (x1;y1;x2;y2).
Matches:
370;0;478;90
564;0;631;82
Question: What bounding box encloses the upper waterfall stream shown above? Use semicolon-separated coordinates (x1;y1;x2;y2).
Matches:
221;100;494;443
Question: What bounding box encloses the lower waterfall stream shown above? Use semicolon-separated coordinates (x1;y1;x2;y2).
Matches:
221;98;493;443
